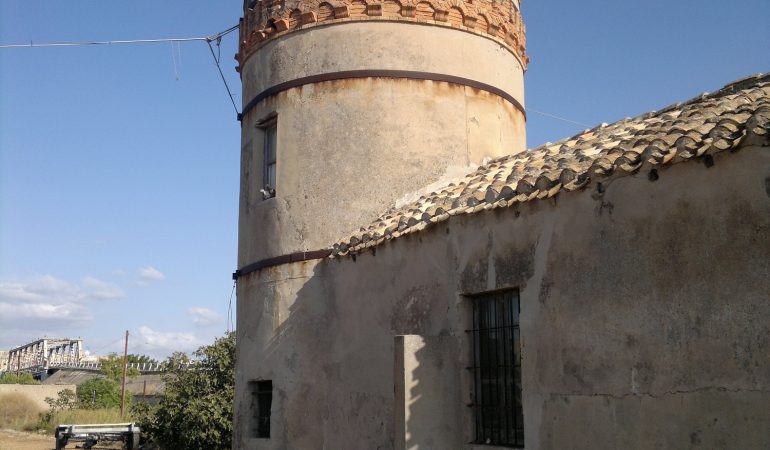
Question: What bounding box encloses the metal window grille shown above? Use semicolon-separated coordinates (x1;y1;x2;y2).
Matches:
262;122;277;198
468;290;523;447
251;380;272;438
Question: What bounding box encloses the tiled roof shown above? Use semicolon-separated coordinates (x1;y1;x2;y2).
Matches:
333;73;770;256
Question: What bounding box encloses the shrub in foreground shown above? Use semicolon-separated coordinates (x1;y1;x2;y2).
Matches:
135;332;235;450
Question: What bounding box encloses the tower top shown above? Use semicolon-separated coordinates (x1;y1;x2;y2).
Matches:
237;0;527;70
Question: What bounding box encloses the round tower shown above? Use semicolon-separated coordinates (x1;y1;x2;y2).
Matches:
236;0;527;264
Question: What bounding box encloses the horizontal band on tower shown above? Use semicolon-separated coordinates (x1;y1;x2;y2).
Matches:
239;69;526;121
233;249;333;279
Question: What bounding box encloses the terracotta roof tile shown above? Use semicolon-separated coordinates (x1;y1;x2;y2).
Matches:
333;74;770;256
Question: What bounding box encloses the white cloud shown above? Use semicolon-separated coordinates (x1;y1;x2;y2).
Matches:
138;267;165;281
82;276;125;300
0;275;104;348
136;267;166;286
187;307;223;327
136;326;204;357
0;275;122;306
0;301;90;321
0;275;82;303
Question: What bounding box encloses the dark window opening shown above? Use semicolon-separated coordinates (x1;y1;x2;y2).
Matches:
261;121;277;199
468;289;523;447
251;380;272;438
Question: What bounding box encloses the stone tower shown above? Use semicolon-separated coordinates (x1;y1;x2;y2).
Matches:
234;0;526;447
236;0;527;264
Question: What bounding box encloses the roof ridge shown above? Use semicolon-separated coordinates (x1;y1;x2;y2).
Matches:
529;73;770;154
332;73;770;256
716;72;769;95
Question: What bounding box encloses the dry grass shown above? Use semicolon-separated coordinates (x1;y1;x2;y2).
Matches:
37;407;127;434
0;392;42;431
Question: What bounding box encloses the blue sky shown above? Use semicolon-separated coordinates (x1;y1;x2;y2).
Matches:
1;1;768;358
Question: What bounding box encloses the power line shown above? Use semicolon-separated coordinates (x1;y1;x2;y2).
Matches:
226;280;236;333
88;337;125;356
528;107;591;128
0;24;241;116
0;24;239;49
207;38;240;115
0;36;209;49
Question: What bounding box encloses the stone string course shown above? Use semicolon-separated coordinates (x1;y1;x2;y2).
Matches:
237;0;527;68
333;74;770;256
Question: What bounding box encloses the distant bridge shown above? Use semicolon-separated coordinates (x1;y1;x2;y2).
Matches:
2;337;191;377
4;338;84;374
1;359;193;378
37;361;168;373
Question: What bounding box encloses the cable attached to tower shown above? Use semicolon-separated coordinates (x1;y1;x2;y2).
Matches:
0;24;242;117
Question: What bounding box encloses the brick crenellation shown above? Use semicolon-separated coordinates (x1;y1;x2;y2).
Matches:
237;0;527;70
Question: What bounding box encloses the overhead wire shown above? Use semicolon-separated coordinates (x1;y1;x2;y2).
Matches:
0;24;241;115
88;336;126;356
0;24;239;49
527;107;591;128
0;36;210;48
171;41;181;80
226;281;236;333
207;37;240;115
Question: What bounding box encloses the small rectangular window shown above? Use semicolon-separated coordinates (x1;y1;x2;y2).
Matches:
262;121;277;199
251;380;272;438
469;289;523;447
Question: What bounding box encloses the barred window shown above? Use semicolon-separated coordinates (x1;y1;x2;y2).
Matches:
469;290;523;447
251;380;272;438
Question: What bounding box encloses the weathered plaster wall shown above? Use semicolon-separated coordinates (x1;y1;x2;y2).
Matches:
238;20;526;263
234;146;770;449
239;79;525;263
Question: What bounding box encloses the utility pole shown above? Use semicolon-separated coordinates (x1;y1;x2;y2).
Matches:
120;330;129;418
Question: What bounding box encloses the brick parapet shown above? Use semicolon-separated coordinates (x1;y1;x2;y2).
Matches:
237;0;527;70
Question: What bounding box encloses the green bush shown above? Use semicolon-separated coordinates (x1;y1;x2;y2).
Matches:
0;372;40;384
0;392;42;431
77;377;131;409
99;353;140;382
138;332;235;450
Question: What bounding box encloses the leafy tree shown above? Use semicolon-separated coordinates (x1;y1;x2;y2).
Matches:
73;353;140;409
127;354;158;365
138;332;235;450
99;353;140;383
160;351;190;371
76;377;128;409
0;372;40;384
